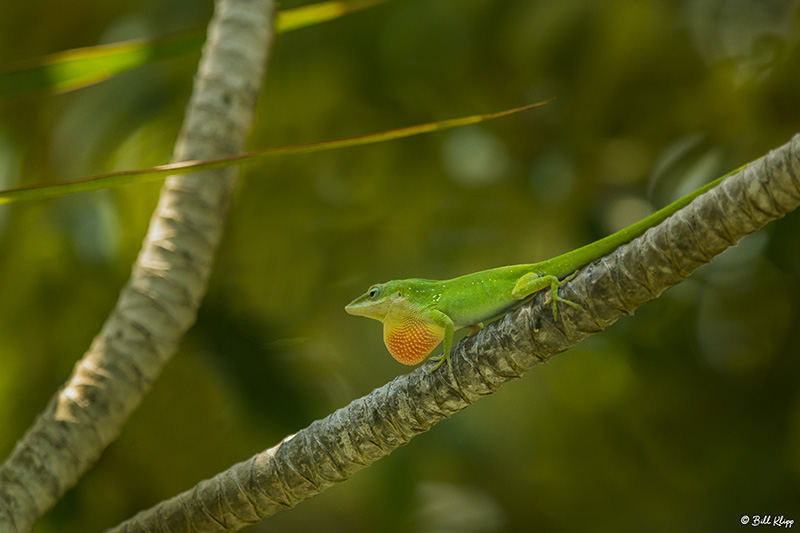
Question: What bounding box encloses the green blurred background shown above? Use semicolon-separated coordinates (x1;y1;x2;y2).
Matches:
1;0;800;531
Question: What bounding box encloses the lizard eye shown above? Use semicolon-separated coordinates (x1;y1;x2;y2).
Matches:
368;285;381;299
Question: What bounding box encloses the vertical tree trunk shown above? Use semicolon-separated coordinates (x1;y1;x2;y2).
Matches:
0;1;276;531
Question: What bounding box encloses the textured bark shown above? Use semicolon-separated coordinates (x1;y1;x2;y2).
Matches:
109;136;800;533
0;1;275;531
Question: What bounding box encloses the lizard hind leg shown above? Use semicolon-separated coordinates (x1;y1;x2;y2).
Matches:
512;271;584;320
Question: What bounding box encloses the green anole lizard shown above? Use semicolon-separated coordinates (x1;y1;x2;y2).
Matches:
346;166;743;373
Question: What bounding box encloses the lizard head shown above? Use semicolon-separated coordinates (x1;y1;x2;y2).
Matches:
346;279;445;365
345;281;405;321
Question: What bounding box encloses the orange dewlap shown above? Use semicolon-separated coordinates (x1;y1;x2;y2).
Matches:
383;314;445;365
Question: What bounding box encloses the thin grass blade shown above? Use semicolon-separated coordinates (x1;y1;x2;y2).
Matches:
0;100;553;205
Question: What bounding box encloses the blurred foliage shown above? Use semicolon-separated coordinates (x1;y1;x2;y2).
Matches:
1;0;799;532
0;0;388;105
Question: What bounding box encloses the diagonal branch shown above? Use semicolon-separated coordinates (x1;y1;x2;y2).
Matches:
0;1;276;531
108;136;800;532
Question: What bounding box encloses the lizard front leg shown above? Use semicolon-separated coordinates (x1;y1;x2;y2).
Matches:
425;310;456;373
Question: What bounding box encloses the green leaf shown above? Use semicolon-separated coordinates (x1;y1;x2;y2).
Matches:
0;0;390;102
0;32;206;100
277;0;389;32
0;99;553;205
